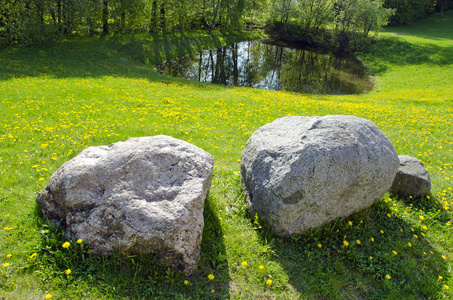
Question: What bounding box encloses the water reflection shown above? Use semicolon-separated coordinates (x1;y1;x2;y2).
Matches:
156;40;373;95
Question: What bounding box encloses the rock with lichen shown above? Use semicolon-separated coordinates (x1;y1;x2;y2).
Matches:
37;135;214;276
241;115;399;237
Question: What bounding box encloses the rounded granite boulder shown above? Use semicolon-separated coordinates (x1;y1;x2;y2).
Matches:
240;115;399;237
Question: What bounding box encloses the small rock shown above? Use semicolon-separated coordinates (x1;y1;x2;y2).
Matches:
391;155;431;198
37;135;214;275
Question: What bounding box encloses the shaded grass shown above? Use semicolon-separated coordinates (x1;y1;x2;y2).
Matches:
0;13;452;300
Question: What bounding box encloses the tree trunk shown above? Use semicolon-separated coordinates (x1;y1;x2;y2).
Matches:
209;0;221;33
103;0;109;34
150;0;158;32
160;3;166;29
57;0;62;29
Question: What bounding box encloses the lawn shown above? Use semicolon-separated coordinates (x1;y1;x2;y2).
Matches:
0;11;452;299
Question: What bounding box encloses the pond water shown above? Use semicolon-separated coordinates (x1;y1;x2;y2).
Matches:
156;40;373;95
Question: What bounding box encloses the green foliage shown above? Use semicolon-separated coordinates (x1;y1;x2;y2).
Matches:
383;0;450;25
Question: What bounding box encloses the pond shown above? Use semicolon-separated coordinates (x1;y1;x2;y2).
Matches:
156;40;373;95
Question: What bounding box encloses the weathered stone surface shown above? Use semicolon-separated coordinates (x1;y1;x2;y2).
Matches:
241;115;399;237
37;135;214;275
391;155;431;198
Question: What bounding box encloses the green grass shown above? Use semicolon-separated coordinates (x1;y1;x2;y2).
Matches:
0;12;452;299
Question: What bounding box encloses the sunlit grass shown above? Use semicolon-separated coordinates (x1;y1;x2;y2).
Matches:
0;12;452;299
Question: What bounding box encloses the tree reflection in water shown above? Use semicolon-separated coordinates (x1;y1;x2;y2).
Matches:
156;40;373;95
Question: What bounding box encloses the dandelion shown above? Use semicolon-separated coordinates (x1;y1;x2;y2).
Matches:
266;279;273;286
356;240;361;245
2;263;10;267
45;294;52;300
385;275;391;280
414;234;418;239
6;254;12;258
241;261;248;267
218;217;222;220
317;243;322;248
420;215;425;221
442;255;447;260
62;242;70;248
369;256;373;260
444;285;450;290
39;178;45;181
184;280;189;285
343;240;349;247
348;221;353;226
371;237;375;242
30;253;37;259
408;242;412;247
211;289;215;293
392;251;398;255
77;239;82;244
380;230;384;234
422;226;428;231
208;274;214;280
259;265;264;270
65;269;71;275
439;275;443;280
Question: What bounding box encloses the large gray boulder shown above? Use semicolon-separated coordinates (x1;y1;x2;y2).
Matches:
391;155;431;198
241;115;399;237
37;135;214;275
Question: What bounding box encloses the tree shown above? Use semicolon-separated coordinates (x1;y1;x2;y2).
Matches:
297;0;333;30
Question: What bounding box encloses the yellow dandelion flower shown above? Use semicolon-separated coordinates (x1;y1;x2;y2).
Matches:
65;269;71;275
6;254;12;258
371;237;375;242
208;274;214;280
408;242;412;247
385;275;391;280
266;279;273;286
211;289;215;293
348;221;353;226
356;240;361;245
442;255;447;260
2;263;10;267
77;239;82;244
420;216;425;221
369;256;373;260
422;226;428;231
439;275;443;280
241;261;248;267
380;230;384;234
392;251;398;255
259;265;264;270
45;294;52;300
317;243;322;248
184;280;189;285
62;242;70;248
343;240;349;246
414;234;418;238
30;253;37;259
444;285;450;290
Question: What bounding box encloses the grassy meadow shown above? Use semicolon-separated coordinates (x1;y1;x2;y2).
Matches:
0;11;452;300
